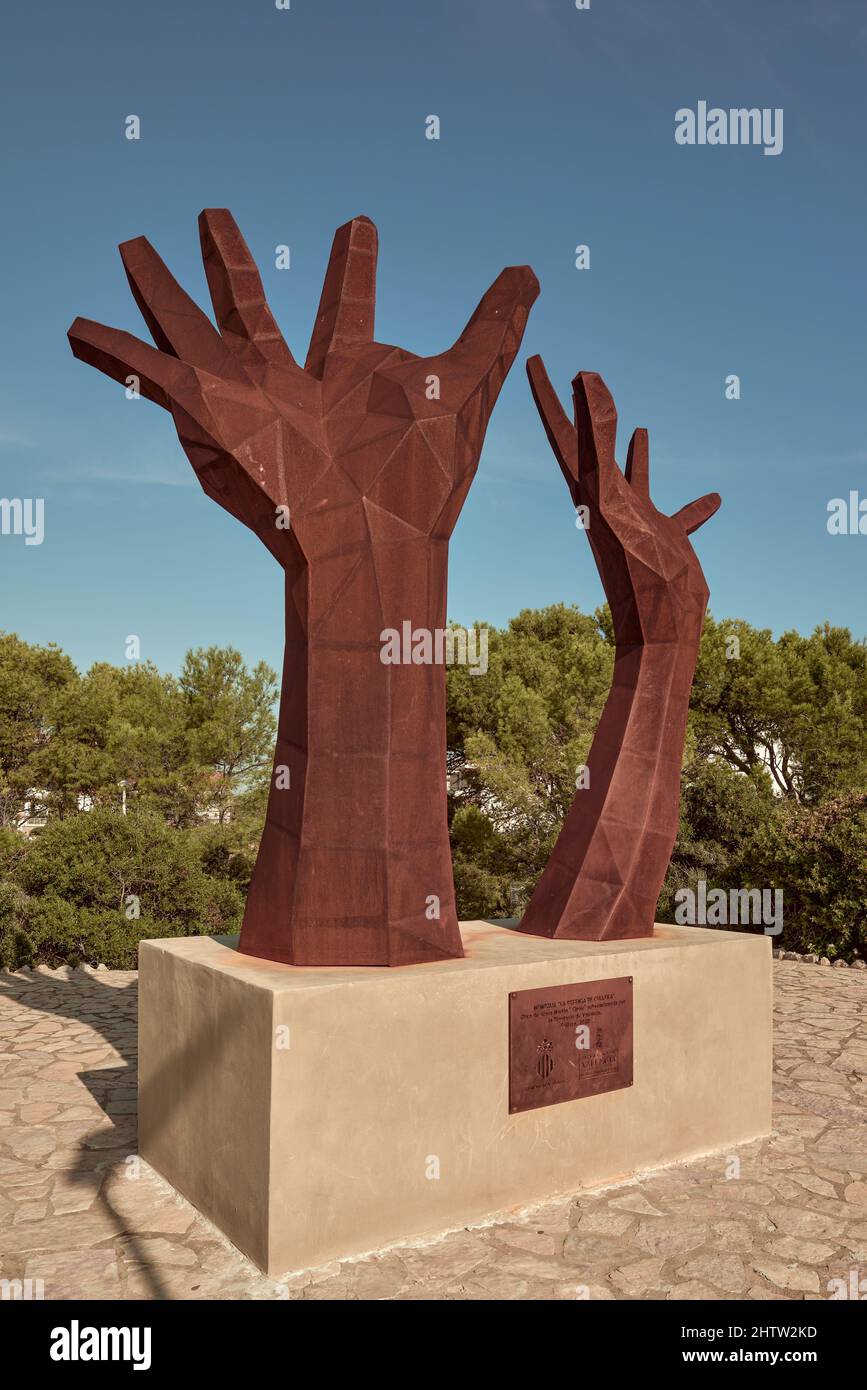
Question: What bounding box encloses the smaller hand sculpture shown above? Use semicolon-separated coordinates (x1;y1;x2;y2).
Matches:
519;358;721;941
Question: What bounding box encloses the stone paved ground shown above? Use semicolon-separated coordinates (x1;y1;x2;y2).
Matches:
0;958;865;1301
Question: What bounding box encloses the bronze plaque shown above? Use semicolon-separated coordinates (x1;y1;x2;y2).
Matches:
508;977;633;1113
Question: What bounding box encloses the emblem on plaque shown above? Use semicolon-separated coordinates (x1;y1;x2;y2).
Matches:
579;1027;619;1078
536;1040;555;1080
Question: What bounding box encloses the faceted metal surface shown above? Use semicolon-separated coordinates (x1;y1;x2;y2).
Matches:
519;360;721;942
68;211;538;967
508;976;633;1113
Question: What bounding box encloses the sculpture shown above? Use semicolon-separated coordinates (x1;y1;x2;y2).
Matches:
518;358;720;941
69;211;538;965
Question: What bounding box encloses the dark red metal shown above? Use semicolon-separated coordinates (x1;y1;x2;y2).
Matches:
520;360;721;942
69;212;538;966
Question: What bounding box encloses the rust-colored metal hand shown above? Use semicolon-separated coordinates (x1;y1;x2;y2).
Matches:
520;358;720;941
528;361;719;647
69;212;538;965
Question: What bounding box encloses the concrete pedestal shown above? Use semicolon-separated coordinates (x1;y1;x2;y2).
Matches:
138;922;772;1277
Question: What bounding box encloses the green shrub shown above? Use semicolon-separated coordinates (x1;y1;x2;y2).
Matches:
747;795;867;961
21;900;195;970
0;879;35;969
3;809;244;969
658;754;775;921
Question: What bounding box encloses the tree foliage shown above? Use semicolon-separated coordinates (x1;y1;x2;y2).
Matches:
447;607;867;961
1;809;243;970
0;634;276;828
691;617;867;802
0;634;76;827
2;611;865;968
0;636;273;968
448;605;612;915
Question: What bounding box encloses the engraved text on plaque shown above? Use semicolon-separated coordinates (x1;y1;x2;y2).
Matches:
508;977;634;1113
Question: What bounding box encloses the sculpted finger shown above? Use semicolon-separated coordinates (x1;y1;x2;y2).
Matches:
672;491;722;534
199;209;296;367
527;354;579;488
68;317;216;434
572;371;618;479
305;215;378;378
625;428;650;496
446;265;539;396
119;236;245;379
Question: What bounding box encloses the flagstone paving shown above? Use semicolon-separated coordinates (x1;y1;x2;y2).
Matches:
0;957;865;1301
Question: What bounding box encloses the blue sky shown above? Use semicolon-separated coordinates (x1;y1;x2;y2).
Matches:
1;0;865;677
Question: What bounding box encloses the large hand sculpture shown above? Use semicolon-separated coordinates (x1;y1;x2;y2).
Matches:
519;359;720;941
69;213;538;965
